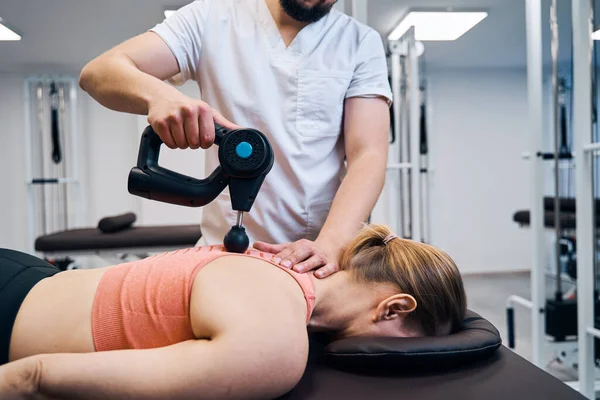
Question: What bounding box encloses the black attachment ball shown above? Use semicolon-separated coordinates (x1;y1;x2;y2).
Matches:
224;226;250;253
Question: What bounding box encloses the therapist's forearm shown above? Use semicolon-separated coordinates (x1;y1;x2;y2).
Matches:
317;152;386;251
79;54;185;115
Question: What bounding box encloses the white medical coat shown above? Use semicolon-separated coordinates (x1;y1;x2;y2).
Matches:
151;0;393;246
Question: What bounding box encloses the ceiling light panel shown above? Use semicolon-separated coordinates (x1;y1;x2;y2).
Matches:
388;11;488;42
0;19;21;41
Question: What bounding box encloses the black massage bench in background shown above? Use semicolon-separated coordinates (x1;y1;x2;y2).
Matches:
34;213;201;267
513;197;600;229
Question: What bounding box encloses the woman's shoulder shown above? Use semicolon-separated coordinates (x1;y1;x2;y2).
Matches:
190;254;310;340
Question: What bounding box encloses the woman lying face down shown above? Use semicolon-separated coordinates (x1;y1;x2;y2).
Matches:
310;225;466;340
0;224;466;400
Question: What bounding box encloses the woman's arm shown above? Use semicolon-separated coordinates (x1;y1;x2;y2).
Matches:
25;332;306;400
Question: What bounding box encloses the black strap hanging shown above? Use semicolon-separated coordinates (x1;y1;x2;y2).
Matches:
50;82;62;164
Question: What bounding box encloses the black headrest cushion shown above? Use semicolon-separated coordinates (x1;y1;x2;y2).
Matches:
98;212;137;233
322;310;502;373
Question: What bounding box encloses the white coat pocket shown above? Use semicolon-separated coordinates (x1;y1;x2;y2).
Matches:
296;70;352;137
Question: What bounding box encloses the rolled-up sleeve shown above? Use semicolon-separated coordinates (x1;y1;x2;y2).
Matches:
346;30;393;105
150;0;212;81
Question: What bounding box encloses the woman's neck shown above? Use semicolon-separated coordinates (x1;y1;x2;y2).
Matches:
308;271;379;332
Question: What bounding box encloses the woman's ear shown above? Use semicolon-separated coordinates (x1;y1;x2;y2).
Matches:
373;294;417;322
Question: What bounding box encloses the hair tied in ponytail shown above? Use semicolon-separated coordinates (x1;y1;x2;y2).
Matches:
383;234;399;245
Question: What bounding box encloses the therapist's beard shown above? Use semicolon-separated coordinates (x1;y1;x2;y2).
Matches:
279;0;335;23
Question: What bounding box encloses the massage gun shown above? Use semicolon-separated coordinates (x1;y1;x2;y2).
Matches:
128;123;274;253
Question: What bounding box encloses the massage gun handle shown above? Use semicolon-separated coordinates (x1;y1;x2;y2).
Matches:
214;123;229;146
128;125;230;208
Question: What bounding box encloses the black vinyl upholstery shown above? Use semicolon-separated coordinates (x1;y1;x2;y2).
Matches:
97;212;137;233
280;346;586;400
513;197;600;229
542;196;600;213
513;210;581;229
280;312;584;399
35;225;201;252
543;197;577;213
322;311;501;372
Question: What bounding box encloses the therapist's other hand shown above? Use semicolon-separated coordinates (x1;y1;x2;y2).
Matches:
148;93;239;150
253;239;340;279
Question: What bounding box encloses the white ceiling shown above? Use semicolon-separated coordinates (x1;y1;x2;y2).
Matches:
372;0;576;69
0;0;590;74
0;0;187;73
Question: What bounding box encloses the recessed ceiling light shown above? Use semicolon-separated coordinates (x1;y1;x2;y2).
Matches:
388;11;488;42
593;29;600;40
0;18;21;41
164;10;176;18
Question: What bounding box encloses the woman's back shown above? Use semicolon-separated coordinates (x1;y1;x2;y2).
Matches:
9;247;313;362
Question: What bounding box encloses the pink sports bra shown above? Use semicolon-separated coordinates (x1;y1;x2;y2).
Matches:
91;245;316;352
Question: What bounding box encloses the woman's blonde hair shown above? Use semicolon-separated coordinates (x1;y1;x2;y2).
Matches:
339;224;467;336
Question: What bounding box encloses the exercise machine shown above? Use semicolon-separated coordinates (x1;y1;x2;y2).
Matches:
509;8;588;352
507;1;600;397
23;76;84;257
385;28;430;244
574;0;600;396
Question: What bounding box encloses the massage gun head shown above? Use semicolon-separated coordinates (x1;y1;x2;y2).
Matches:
217;128;274;253
223;226;250;254
218;128;275;213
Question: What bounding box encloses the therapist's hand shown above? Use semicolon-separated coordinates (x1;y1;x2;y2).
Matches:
253;238;341;279
148;92;239;150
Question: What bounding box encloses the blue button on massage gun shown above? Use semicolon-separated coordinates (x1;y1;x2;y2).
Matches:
236;142;253;159
128;123;275;253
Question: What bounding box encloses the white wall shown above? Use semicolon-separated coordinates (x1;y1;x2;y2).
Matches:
0;74;28;251
426;68;533;274
82;87;140;225
84;80;205;228
0;73;205;254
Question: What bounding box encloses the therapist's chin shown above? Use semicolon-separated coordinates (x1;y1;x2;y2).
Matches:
298;0;337;11
295;0;336;6
280;0;336;23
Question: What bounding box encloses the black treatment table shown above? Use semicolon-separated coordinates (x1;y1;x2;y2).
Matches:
281;346;586;400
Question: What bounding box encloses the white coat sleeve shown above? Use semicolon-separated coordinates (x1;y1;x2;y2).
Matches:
346;30;393;105
150;0;213;82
